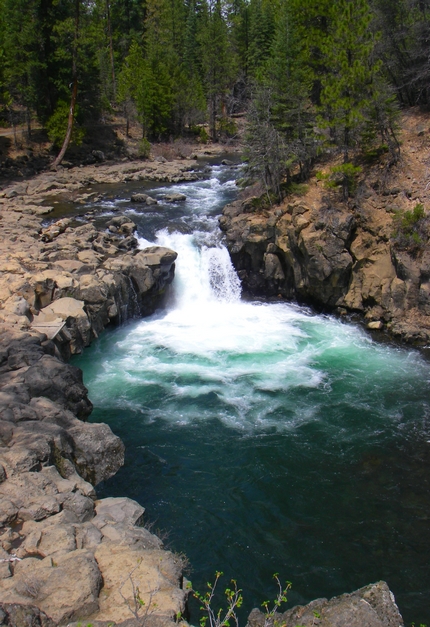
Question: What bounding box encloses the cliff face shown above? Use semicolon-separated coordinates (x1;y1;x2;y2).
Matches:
220;110;430;345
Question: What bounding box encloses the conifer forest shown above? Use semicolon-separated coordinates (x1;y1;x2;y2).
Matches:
0;0;429;185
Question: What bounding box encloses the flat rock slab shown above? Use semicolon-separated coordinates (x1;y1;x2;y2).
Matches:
91;544;187;624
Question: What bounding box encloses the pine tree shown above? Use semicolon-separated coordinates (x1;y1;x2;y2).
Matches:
244;1;316;199
247;0;277;76
372;0;430;106
318;0;376;159
117;41;172;139
1;0;49;134
199;0;237;140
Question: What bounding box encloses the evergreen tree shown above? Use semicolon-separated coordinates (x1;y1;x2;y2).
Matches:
316;0;398;196
372;0;430;106
199;0;237;140
244;1;316;198
1;0;49;133
247;0;277;76
117;41;172;139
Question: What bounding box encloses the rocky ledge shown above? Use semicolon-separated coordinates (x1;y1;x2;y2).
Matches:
248;581;403;627
220;189;430;346
0;158;199;203
0;178;188;625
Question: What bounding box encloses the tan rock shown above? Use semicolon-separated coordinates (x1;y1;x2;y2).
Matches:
2;549;102;623
92;544;186;624
77;249;103;267
367;320;384;330
55;259;86;274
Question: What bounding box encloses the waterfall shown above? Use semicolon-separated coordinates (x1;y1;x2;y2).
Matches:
151;230;241;309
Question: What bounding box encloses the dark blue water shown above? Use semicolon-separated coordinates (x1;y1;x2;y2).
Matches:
73;165;430;625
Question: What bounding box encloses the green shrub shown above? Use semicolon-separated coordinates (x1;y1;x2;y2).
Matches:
316;163;362;196
46;101;85;148
392;203;428;255
217;117;238;138
138;137;151;159
363;144;389;164
280;181;309;197
192;573;290;627
199;127;210;144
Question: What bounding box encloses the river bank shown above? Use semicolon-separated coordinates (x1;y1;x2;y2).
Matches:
0;154;207;625
0;147;418;626
220;109;430;348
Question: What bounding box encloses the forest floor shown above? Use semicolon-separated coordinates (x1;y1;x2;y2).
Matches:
0;112;243;188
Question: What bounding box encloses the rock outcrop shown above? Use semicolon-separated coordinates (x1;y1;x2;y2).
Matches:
220;198;355;308
0;325;188;625
248;581;404;627
220;193;430;345
0;180;187;625
0;204;177;356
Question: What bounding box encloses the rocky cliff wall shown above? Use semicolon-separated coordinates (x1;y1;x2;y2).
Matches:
220;112;430;346
220;195;430;345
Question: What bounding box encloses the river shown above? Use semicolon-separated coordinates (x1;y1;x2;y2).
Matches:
73;163;430;624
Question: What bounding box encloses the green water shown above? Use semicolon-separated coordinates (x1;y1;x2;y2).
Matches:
73;166;430;624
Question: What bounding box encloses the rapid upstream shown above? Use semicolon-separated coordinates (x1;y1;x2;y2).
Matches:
74;164;430;624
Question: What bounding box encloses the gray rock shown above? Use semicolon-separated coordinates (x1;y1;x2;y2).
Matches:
0;603;56;627
92;150;105;162
130;193;158;205
68;421;125;485
61;492;95;522
94;497;145;527
24;355;92;419
163;193;186;202
247;581;403;627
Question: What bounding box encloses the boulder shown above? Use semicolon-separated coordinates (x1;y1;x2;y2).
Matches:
1;549;103;624
92;544;187;624
68;421;125;485
247;581;403;627
163;193;186;203
36;298;92;350
0;603;56;627
94;497;145;527
23;355;92;419
130;193;158;205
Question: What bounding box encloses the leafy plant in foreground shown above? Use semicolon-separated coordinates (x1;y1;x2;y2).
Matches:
192;572;291;627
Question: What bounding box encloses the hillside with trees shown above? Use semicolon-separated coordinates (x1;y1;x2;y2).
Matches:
0;0;429;175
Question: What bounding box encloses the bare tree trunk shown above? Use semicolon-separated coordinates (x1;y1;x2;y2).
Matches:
51;0;80;169
26;107;32;140
210;94;217;141
106;0;116;99
51;78;78;169
9;109;18;149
